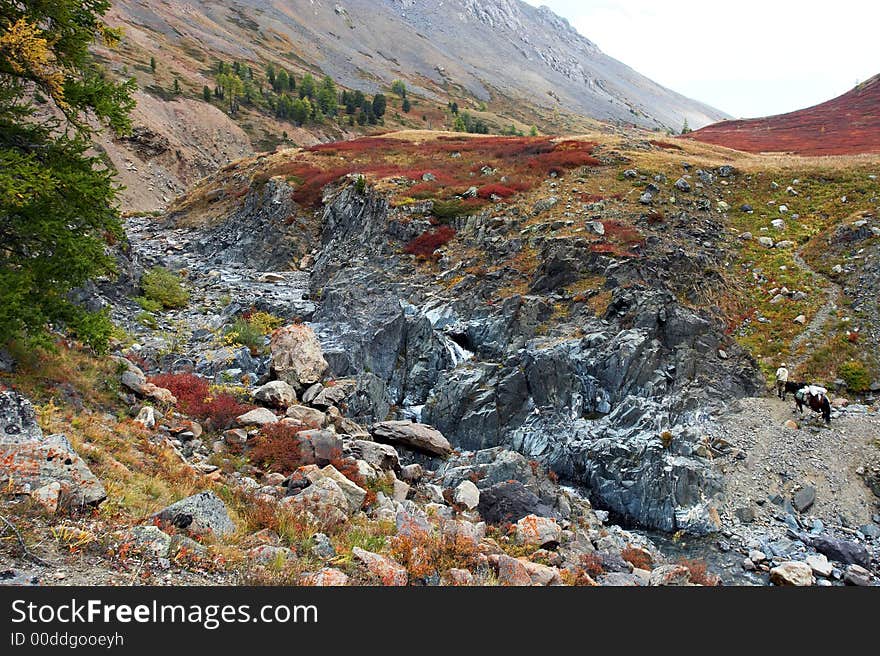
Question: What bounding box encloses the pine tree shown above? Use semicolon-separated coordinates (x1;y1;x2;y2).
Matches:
202;85;211;102
402;97;411;113
173;77;181;95
372;93;387;118
0;0;136;350
150;56;156;73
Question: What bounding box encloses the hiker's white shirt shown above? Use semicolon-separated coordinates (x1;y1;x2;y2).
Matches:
775;367;789;382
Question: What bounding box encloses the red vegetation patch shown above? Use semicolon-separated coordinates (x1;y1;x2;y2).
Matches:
404;226;456;259
477;184;518;199
279;136;602;209
677;558;720;586
579;552;605;578
686;74;880;156
249;423;303;475
649;140;683;151
148;372;253;429
621;546;653;570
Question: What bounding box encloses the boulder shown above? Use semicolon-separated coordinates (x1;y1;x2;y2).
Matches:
769;561;814;586
453;480;480;510
519;559;563;586
153;491;235;537
477;480;554;525
805;553;833;577
285;477;350;522
270;324;328;388
515;514;562;548
296;429;342;466
351;440;400;472
0;391;106;506
843;564;873;586
371;420;452;457
114;525;172;559
134;406;156;429
494;554;532;586
809;535;870;567
116;358;177;405
235;407;278;427
792;485;816;513
305;465;367;512
253;381;297;408
285;405;327;428
305;568;350;586
352;547;407;586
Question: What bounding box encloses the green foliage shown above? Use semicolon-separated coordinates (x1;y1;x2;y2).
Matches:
372;93;387;118
202;85;211;102
402;97;411;113
839;360;870;392
0;0;136;351
391;79;407;98
453;111;489;134
150;56;156;73
223;311;282;354
140;267;189;309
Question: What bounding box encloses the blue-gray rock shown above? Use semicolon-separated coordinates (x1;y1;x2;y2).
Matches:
153;491;235;537
809;535;870;567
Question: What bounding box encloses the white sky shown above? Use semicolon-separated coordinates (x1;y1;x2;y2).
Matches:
525;0;880;118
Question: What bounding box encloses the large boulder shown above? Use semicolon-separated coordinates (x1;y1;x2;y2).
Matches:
153;491;235;537
477;480;555;525
809;535;870;567
305;465;367;512
253;381;297;408
0;391;106;507
352;547;407;586
514;514;562;548
270;324;329;388
770;561;815;586
371;420;452;457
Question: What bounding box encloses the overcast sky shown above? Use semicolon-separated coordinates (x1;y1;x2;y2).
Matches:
525;0;880;118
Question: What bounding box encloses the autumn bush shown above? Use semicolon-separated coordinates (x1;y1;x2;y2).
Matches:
248;423;303;474
390;530;480;580
621;546;654;571
148;372;253;428
404;226;456;259
678;558;720;586
579;552;605;578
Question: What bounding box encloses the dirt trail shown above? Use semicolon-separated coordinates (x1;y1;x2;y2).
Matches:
710;397;878;530
788;248;842;370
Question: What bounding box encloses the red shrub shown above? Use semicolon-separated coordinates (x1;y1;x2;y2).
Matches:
148;372;253;429
677;558;720;586
249;423;304;474
404;226;456;259
649;140;683;151
621;546;654;571
477;184;518;199
579;553;605;578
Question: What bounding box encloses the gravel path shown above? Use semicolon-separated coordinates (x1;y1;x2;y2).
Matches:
789;248;842;368
710;396;879;530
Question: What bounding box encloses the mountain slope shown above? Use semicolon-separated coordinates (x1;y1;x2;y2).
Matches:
687;74;880;156
108;0;727;132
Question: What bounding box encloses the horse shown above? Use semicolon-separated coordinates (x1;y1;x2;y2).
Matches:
783;380;808;400
794;389;831;424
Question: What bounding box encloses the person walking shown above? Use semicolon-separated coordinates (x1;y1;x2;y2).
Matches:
775;363;789;400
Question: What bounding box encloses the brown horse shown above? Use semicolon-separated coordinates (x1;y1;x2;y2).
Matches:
794;389;831;424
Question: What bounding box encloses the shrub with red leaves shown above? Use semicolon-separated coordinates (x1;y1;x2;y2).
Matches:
148;372;253;429
477;184;518;199
678;558;720;586
404;226;456;259
249;423;304;474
